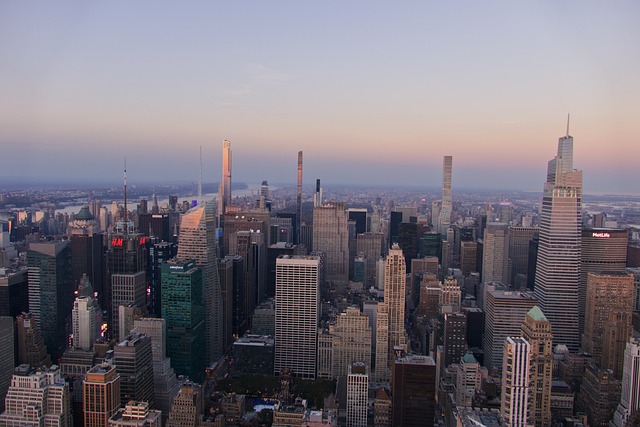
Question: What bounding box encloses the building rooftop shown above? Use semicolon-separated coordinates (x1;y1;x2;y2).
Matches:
527;305;547;321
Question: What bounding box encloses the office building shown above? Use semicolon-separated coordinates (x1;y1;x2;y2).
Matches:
177;204;223;364
70;232;104;303
611;338;640;427
482;222;509;285
138;213;171;243
15;312;51;368
456;353;484;407
384;244;407;356
166;383;204;427
576;365;621;427
313;202;349;280
114;333;154;407
0;317;14;413
105;233;147;341
460;240;478;276
217;256;234;348
0;365;71;427
508;226;538;286
83;363;121;427
133;317;179;417
321;307;372;380
521;306;552;427
483;290;537;370
582;271;634;373
580;228;628;336
374;302;390;383
356;232;384;285
501;337;531;427
373;387;391;427
274;255;319;379
391;355;436;427
443;312;467;368
148;240;177;318
297;151;303;244
534;129;582;350
108;401;161;427
161;259;206;380
27;240;73;360
346;363;368;427
0;269;28;318
72;296;98;351
233;334;274;375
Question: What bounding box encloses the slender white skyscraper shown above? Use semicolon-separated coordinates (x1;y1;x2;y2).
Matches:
439;155;453;235
218;140;232;223
534;126;582;350
384;243;407;353
72;296;98;351
501;337;531;427
346;363;368;427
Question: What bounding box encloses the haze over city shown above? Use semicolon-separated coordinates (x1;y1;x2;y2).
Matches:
1;2;639;193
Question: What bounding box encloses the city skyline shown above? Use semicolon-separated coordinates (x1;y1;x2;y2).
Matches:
1;2;639;193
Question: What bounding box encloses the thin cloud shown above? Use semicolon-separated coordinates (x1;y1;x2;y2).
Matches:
246;63;294;82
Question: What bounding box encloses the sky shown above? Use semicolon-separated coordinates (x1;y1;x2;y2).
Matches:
1;1;639;194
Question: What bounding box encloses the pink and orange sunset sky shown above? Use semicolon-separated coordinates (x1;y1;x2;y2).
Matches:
1;2;639;194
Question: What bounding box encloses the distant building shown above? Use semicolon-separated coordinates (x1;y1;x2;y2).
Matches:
313;202;349;280
0;317;14;413
482;222;509;285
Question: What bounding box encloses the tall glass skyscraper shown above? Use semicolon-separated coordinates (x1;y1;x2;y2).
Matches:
534;130;582;350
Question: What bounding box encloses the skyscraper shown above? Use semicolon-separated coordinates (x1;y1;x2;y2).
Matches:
391;355;436;427
312;202;349;279
482;222;509;285
161;259;206;380
346;363;368;427
579;228;628;337
27;240;73;360
534;128;582;350
274;255;319;379
0;317;14;413
384;244;407;356
501;337;531;427
483;290;537;370
114;333;154;407
582;271;634;371
296;151;303;245
611;338;640;427
438;155;453;235
521;306;552;427
72;296;98;351
177;204;223;363
15;312;51;368
83;363;121;427
105;233;147;341
132;317;179;417
218;139;232;225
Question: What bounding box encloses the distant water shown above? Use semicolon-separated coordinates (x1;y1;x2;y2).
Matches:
60;184;264;215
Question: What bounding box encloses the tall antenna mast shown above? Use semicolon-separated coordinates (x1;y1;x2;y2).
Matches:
566;113;570;137
198;146;203;206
